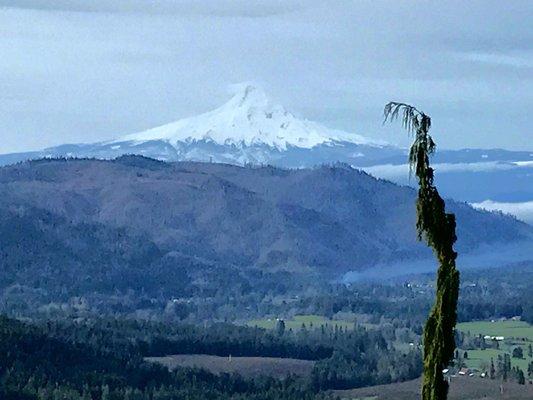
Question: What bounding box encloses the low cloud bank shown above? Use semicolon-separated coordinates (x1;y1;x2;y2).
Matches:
343;240;533;282
472;200;533;225
363;161;532;181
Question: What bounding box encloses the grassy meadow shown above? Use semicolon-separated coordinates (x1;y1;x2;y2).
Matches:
146;354;315;379
457;321;533;341
456;320;533;372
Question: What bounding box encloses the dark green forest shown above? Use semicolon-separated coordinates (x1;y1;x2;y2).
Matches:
2;264;533;397
0;315;423;399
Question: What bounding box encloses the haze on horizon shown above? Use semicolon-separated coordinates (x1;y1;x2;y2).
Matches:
0;0;532;154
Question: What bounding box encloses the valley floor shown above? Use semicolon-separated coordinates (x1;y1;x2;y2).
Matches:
335;377;533;400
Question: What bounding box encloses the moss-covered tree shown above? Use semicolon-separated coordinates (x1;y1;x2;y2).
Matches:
384;102;460;400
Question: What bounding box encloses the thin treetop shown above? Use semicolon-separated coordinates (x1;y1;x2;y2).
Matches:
384;102;460;400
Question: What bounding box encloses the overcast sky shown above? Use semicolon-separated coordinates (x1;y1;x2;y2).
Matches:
0;0;532;154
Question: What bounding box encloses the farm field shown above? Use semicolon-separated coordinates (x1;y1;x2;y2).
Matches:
247;314;355;331
335;377;533;400
457;321;533;341
146;354;315;379
456;321;533;372
462;348;531;371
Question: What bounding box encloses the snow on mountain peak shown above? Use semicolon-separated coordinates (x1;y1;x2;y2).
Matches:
120;84;386;150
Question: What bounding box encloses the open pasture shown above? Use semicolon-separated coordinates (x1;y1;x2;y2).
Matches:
146;354;315;379
457;321;533;341
456;320;533;372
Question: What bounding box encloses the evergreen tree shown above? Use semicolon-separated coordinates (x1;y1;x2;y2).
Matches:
384;103;460;400
512;346;523;359
276;319;286;337
504;353;512;372
517;368;525;385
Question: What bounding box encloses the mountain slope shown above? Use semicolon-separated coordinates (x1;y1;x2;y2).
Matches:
1;157;531;280
0;85;531;220
2;156;532;318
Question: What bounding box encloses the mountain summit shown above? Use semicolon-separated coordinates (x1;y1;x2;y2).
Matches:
119;84;385;150
0;85;401;168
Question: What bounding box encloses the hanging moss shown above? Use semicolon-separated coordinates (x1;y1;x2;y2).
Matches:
384;102;460;400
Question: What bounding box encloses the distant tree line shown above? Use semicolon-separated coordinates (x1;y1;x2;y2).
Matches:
0;315;422;399
0;316;327;400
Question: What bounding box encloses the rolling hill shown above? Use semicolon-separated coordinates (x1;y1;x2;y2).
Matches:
1;156;531;298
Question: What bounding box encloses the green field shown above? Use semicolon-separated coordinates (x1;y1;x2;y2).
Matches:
247;314;355;331
462;348;531;371
456;320;533;372
457;321;533;341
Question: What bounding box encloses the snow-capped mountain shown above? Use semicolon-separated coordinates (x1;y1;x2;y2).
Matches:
0;84;404;167
120;84;385;150
0;84;532;223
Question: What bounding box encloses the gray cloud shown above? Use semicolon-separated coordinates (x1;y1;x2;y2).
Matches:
0;0;531;153
456;52;533;69
0;0;309;17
